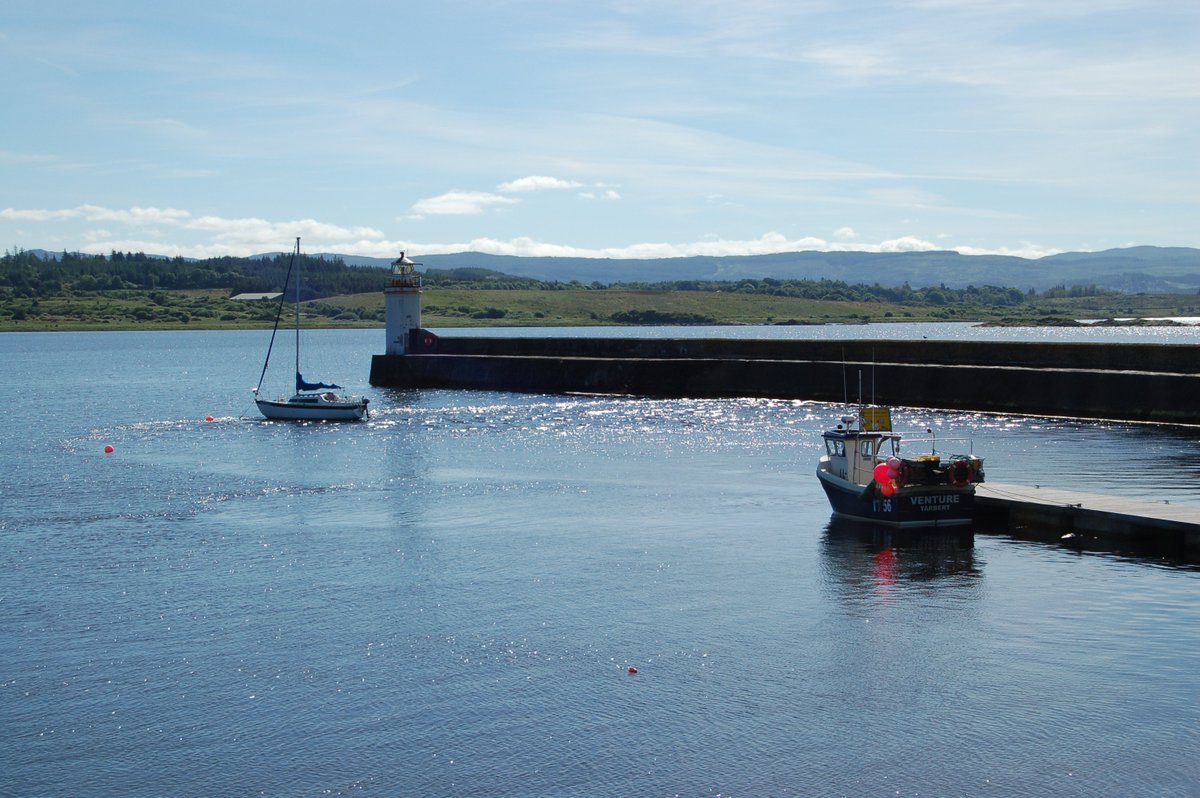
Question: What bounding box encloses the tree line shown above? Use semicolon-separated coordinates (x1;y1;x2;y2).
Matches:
0;249;384;300
2;248;1117;307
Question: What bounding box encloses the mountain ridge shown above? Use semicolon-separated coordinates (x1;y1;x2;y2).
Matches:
350;246;1200;293
24;245;1200;293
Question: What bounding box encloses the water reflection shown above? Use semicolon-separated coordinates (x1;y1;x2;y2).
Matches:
430;322;1200;345
983;519;1200;570
820;517;980;597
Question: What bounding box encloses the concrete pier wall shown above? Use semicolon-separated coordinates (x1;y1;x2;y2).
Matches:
370;332;1200;425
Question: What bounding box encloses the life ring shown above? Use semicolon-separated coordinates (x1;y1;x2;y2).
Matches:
947;460;973;488
423;334;434;348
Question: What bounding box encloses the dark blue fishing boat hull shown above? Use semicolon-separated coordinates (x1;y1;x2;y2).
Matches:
817;469;975;528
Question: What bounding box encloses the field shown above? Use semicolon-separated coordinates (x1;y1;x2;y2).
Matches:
2;286;1198;332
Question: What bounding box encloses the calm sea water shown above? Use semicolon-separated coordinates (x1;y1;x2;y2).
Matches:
2;328;1198;797
436;320;1200;344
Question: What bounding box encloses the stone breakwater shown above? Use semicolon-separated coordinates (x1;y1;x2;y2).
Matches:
370;332;1200;425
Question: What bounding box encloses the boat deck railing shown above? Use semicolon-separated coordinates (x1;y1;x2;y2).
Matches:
894;434;978;458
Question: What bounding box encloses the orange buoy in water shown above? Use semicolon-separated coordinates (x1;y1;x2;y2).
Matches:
205;415;214;422
627;666;638;674
104;445;114;454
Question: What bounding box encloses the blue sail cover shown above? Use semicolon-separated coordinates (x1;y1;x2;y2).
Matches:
296;372;342;392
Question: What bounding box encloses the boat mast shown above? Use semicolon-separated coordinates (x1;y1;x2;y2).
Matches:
294;237;301;386
254;237;300;397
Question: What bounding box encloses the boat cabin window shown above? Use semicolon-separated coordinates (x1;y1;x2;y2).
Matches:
825;439;845;457
860;439;877;458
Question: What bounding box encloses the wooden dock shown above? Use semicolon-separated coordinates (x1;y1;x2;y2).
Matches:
976;482;1200;558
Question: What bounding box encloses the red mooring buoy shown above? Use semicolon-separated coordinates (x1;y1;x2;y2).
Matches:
205;415;214;422
627;666;638;674
104;445;114;454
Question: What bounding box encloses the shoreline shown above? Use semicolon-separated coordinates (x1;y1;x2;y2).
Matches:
3;317;1196;334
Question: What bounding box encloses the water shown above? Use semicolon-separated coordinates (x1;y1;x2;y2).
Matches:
434;320;1200;345
2;329;1198;796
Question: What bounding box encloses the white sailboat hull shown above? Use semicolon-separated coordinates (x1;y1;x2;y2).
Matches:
255;393;368;422
252;238;370;422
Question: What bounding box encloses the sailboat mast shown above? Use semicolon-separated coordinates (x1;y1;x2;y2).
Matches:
294;237;301;383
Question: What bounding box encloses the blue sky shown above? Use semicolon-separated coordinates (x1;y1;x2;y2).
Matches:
2;0;1197;261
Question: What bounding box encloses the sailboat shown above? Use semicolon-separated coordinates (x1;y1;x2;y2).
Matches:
252;238;369;421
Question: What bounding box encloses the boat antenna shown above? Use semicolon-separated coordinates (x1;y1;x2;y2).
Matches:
872;347;876;407
254;238;299;395
841;347;848;406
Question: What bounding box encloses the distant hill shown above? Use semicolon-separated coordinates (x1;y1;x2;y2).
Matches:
339;246;1200;293
26;246;1200;293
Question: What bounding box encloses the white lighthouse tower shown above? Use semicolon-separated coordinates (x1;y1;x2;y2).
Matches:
384;251;422;354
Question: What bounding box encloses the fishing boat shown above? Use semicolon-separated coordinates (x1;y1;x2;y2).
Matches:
816;406;983;528
252;238;369;422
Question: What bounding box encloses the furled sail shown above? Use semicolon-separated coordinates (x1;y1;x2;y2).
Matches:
296;372;343;392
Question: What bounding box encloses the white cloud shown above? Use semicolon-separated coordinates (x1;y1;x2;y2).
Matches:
410;191;519;215
2;204;387;256
184;215;384;243
579;189;622;201
876;236;940;253
1;203;1067;260
1;207;76;222
955;243;1063;259
88;206;193;224
497;176;583;192
78;231;1063;261
0;205;192;224
405;232;938;260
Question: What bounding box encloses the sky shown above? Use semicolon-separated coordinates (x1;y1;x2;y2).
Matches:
1;0;1197;262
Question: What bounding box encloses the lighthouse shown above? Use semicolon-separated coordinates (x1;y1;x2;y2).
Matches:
384;251;422;354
